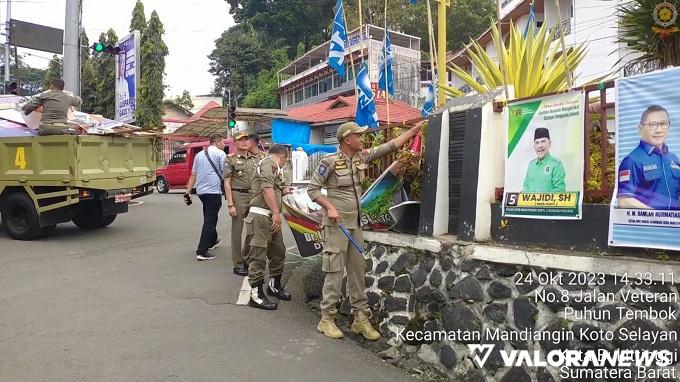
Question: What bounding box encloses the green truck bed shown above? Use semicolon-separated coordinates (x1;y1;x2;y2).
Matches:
0;135;157;240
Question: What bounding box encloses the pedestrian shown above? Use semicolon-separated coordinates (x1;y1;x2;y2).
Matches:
185;134;227;261
308;121;423;340
225;131;253;275
21;79;82;135
617;105;680;209
244;144;294;310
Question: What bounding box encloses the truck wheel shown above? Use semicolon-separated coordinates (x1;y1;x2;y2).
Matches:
1;192;42;240
156;177;169;193
73;203;106;230
101;214;117;227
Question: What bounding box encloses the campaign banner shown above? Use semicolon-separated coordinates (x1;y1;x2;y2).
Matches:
115;31;140;123
608;67;680;251
360;161;406;230
502;92;585;219
282;189;324;257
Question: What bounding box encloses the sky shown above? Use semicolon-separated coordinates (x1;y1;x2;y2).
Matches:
5;0;234;97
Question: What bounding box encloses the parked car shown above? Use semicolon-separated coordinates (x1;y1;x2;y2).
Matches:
155;139;235;193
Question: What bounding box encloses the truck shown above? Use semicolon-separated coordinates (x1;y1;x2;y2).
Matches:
0;135;157;240
155;139;235;193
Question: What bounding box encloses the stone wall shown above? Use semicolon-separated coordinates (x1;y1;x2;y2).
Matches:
339;234;680;381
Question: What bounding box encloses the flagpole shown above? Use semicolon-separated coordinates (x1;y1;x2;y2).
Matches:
426;0;436;85
358;0;365;65
342;3;359;116
384;0;390;133
554;0;573;89
496;0;511;104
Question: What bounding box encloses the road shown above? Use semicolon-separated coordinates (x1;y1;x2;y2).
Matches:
0;192;413;382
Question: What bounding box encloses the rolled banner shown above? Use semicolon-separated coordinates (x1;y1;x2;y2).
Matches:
338;224;366;259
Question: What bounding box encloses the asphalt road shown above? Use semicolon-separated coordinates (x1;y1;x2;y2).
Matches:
0;192;414;382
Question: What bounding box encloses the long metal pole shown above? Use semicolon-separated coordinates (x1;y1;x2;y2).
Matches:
436;0;447;107
384;0;389;129
63;0;81;96
4;0;11;84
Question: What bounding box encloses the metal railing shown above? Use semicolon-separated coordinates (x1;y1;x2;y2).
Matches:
553;19;572;41
623;60;660;78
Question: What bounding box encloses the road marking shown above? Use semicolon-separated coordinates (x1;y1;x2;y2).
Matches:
129;201;144;207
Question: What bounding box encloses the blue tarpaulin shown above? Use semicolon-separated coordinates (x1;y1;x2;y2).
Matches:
272;119;336;155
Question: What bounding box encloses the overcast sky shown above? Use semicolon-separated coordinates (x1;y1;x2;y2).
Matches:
6;0;234;97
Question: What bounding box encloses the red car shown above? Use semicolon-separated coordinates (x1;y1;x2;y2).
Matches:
155;139;236;193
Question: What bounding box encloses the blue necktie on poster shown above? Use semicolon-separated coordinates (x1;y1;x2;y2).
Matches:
328;0;347;78
421;81;436;117
378;28;394;95
523;1;536;37
355;63;379;128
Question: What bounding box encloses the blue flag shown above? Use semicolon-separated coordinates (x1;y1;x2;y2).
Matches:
328;0;347;78
523;1;536;38
378;29;394;95
421;81;436;117
355;63;379;128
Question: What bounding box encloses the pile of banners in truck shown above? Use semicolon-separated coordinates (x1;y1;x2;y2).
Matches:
0;94;152;137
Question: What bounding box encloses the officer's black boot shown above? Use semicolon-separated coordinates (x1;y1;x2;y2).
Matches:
249;282;278;310
267;275;292;301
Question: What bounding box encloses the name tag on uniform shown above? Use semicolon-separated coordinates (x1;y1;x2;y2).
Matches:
619;170;630;182
335;160;348;170
643;164;658;171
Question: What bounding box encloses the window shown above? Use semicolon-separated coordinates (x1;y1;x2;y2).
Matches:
294;89;303;103
170;150;187;164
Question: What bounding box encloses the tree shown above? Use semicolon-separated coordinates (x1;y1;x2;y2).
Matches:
225;0;335;59
344;0;493;53
172;90;194;111
130;0;147;33
209;24;269;101
93;30;118;118
618;0;680;70
242;48;289;108
80;31;97;112
296;42;306;59
136;10;168;129
43;55;63;90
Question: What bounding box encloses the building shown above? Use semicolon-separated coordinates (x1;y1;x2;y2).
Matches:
447;0;635;94
277;24;422;110
286;95;422;145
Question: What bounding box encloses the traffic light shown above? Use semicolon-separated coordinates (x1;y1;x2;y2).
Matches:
228;106;237;129
90;43;121;55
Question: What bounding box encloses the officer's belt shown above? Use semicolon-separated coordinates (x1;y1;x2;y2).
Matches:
232;188;249;193
249;206;272;217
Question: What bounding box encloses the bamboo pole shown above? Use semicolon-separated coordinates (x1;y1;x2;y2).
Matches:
436;0;448;107
342;3;359;115
554;0;573;88
496;0;511;103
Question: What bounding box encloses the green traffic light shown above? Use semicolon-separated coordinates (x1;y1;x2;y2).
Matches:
94;43;104;52
228;120;236;128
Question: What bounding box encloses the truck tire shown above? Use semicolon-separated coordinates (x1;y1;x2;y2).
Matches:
73;203;114;230
156;177;169;193
1;192;42;240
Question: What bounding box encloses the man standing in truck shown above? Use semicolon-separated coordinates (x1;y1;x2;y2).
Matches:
21;79;82;135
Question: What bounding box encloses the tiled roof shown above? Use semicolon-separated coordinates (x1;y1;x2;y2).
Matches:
287;95;422;125
162;100;221;123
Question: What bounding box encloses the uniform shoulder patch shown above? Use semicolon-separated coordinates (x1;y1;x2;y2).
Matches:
619;170;630;182
317;163;328;176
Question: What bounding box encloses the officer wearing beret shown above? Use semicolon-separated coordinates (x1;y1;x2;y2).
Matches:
244;144;294;310
617;105;680;210
308;120;423;340
225;131;253;276
522;127;566;193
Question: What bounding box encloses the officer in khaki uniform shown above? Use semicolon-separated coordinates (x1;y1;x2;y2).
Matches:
22;78;81;135
244;144;294;310
308;121;423;340
225;131;255;276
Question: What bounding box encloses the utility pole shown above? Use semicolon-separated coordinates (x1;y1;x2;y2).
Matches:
436;0;449;107
4;0;11;84
63;0;81;96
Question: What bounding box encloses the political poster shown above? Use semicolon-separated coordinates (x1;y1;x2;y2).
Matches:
115;31;140;123
282;189;324;257
608;67;680;251
502;92;585;219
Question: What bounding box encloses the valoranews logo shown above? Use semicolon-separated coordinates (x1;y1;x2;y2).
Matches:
468;345;677;379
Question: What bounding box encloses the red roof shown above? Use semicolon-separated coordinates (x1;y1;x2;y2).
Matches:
163;100;222;124
287;96;422;125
